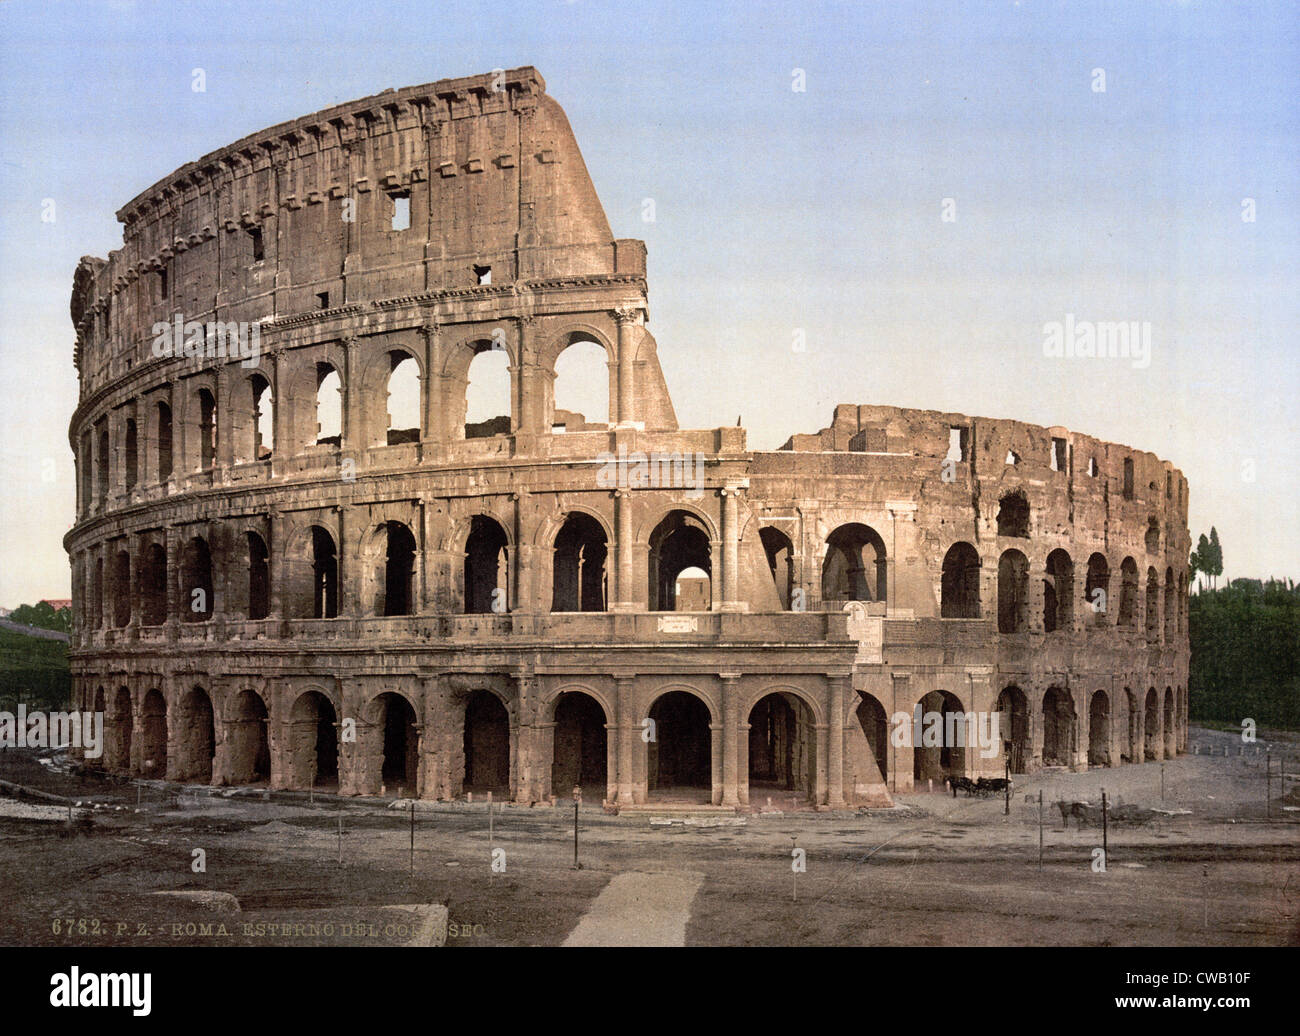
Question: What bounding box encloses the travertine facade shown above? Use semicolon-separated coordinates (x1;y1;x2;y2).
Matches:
65;67;1189;808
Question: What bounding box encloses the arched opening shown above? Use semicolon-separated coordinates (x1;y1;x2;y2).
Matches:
759;527;795;609
139;543;167;625
312;526;338;618
463;690;509;795
383;521;417;616
92;557;103;628
227;690;270;784
180;537;214;621
552;337;610;429
1164;687;1176;757
1144;687;1160;760
996;685;1030;774
551;692;607;796
252;374;273;459
178;687;215;783
315;364;342;445
647;691;712;801
89;687;106;768
96;424;109;503
247;532;270;620
822;523;887;604
197;388;216;469
374;692;419;793
140;689;167;778
551;513;607;612
124;418;138;489
1145;566;1160;637
913;690;967;783
748;693;817;803
156;401;173;481
940;542;981;618
386;353;421;444
109;687;132;772
465;345;511;438
464;515;509;613
111;550;131;627
1123;688;1139;763
996;491;1030;538
1144;517;1160;554
648;511;712;610
674;567;711;611
1044;549;1074;633
1088;691;1111;768
1163;567;1176;642
1042;686;1075;767
855;693;890;784
997;549;1029;633
1118;557;1138;627
289;691;338;791
1085;553;1110;625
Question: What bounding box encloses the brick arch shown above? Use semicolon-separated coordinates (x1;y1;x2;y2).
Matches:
635;502;719;545
540;682;614;725
539;323;616;372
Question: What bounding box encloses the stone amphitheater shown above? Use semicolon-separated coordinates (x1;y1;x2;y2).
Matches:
65;67;1189;810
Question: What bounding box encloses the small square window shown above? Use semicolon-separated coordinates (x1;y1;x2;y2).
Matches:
551;423;567;434
317;291;330;310
474;264;492;285
390;193;410;231
248;226;264;262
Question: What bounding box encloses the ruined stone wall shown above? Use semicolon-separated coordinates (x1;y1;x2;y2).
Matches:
65;68;1189;808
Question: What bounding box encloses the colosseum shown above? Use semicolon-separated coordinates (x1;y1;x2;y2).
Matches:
65;66;1190;810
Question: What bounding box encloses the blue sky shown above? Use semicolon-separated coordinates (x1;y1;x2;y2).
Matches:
0;0;1296;600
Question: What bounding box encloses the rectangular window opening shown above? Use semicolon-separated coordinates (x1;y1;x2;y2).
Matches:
474;264;492;285
248;226;264;262
390;192;410;231
1050;437;1068;472
159;267;168;300
317;291;330;310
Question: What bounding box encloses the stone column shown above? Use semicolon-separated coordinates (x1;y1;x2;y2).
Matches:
614;307;640;426
720;486;746;612
270;349;287;474
720;673;741;806
164;525;180;629
891;671;912;791
419;322;440;442
615;674;636;804
341;335;359;450
612;489;636;611
827;675;847;807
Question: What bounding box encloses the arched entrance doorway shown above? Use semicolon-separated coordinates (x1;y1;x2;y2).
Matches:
747;693;816;804
1144;687;1160;760
373;692;419;794
551;692;607;798
178;687;215;782
110;687;133;773
1088;691;1111;768
913;690;966;784
227;690;271;784
1042;686;1076;767
463;690;509;795
647;691;712;801
140;689;168;778
996;685;1030;774
289;691;338;791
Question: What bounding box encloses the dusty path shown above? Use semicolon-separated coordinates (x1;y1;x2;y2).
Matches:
563;870;704;946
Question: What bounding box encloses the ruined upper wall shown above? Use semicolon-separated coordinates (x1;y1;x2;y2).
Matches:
71;67;646;394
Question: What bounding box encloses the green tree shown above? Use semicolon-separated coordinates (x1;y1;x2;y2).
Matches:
1208;527;1223;589
1195;533;1211;592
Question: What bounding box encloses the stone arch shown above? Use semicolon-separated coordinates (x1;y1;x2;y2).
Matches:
759;526;795;610
539;323;616;371
913;689;967;783
1088;690;1111;768
1164;567;1176;642
288;690;338;791
647;688;714;799
997;549;1030;633
140;688;168;778
1123;687;1140;763
551;690;608;798
854;692;890;785
822;523;887;604
246;531;270;620
1164;686;1176;757
747;691;817;803
462;341;513;439
1118;556;1139;627
996;490;1030;538
1044;549;1074;633
110;548;131;627
940;541;981;618
551;512;608;612
381;349;423;445
1144;686;1161;759
179;536;214;622
1042;686;1076;767
366;690;420;793
225;688;271;784
1145;566;1160;637
647;510;713;611
358;519;418;617
464;514;510;613
463;689;510;795
1084;553;1110;625
314;362;343;446
177;686;215;782
996;684;1030;773
109;686;132;773
549;334;611;429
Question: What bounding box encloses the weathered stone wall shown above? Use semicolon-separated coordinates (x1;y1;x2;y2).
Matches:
66;68;1189;809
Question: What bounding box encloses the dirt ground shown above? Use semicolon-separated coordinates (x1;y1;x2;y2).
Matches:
2;724;1297;947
